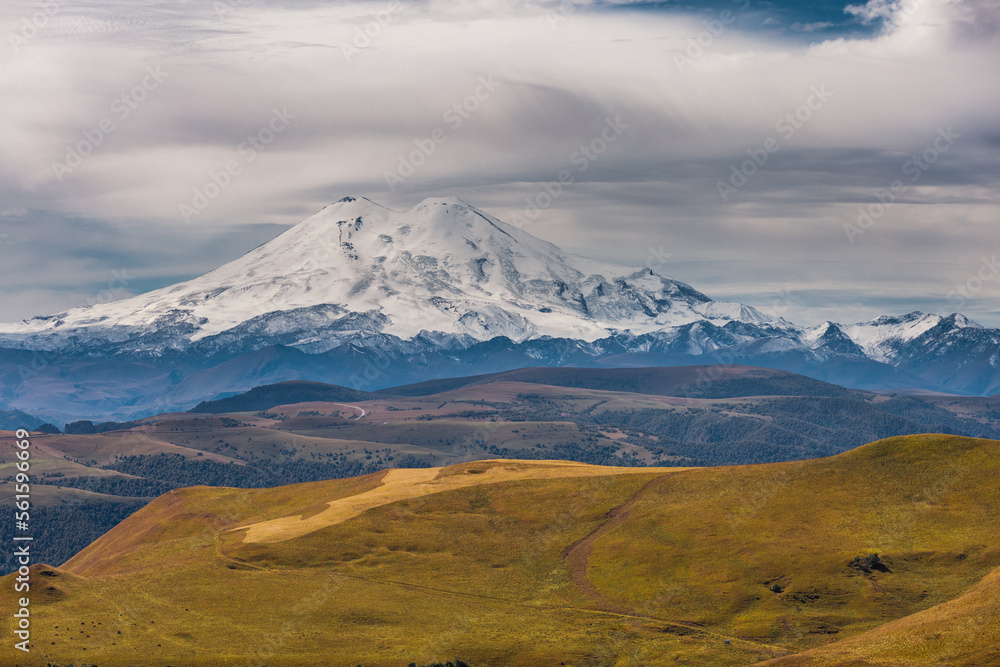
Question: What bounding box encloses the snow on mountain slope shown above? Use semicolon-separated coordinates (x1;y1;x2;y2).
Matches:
0;196;780;352
4;195;1000;416
834;312;982;362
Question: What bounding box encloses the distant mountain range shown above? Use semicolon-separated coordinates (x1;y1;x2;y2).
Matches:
1;196;998;422
9;365;1000;573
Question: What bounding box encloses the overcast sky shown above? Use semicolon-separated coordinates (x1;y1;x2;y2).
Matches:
1;0;998;327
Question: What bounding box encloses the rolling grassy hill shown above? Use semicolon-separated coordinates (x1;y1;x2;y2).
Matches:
763;561;1000;666
191;380;374;414
372;365;861;400
1;434;997;666
8;366;1000;573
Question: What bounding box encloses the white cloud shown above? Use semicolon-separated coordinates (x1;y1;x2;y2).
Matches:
845;0;899;24
0;0;997;324
791;21;834;32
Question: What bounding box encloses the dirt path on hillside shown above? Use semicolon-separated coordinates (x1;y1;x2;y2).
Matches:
332;403;366;418
562;473;673;613
209;543;788;658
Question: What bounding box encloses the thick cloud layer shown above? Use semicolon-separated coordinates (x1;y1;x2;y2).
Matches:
0;0;997;326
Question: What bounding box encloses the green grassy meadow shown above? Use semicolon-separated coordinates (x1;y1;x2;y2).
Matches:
1;435;997;665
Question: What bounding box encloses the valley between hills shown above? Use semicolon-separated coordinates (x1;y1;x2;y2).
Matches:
1;366;999;666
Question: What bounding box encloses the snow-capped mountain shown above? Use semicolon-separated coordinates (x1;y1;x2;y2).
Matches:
0;196;782;354
797;312;981;361
831;312;981;363
1;196;999;422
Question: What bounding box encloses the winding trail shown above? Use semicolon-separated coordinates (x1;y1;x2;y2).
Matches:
563;473;674;612
332;403;366;418
213;462;787;658
209;540;788;658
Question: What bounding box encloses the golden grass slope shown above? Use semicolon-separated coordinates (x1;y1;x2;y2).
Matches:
233;459;686;544
763;562;1000;666
584;435;1000;648
62;470;390;577
0;435;997;666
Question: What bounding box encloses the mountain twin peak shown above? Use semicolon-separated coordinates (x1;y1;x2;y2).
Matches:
1;196;997;407
0;196;774;349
